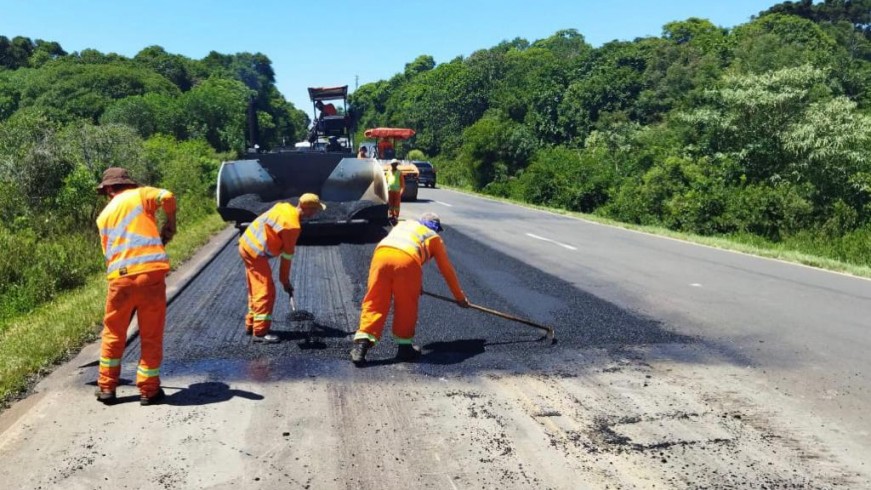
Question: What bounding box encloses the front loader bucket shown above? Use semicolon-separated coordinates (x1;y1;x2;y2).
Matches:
217;152;388;230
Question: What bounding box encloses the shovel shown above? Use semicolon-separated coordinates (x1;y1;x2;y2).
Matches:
422;290;556;343
288;296;315;342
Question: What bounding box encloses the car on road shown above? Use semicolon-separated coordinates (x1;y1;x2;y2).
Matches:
413;161;436;188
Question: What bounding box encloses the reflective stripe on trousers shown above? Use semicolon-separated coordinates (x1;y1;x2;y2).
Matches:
98;270;166;397
240;244;276;336
356;247;423;342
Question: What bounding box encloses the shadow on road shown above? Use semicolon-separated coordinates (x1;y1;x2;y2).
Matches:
84;380;263;406
422;339;486;365
280;316;351;351
165;381;263;406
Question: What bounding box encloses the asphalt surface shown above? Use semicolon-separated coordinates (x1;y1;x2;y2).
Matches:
131;204;690;380
417;188;871;440
0;187;869;489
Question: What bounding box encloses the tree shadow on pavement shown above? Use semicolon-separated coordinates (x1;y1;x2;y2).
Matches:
164;381;263;406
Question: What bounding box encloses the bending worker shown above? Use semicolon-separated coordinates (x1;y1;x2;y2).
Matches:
239;194;325;343
351;212;469;365
386;159;404;225
95;167;176;406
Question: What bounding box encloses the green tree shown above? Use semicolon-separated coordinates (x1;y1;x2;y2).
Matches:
134;45;194;91
10;59;180;123
732;14;840;73
180;78;251;153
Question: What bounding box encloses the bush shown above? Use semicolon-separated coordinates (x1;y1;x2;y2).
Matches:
513;146;616;213
406;149;426;161
0;227;102;324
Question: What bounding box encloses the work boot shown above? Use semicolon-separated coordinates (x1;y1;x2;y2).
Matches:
350;340;372;365
95;388;116;405
252;332;280;344
395;344;421;362
140;388;166;406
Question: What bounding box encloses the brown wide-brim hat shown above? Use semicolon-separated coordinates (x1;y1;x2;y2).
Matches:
97;167;138;194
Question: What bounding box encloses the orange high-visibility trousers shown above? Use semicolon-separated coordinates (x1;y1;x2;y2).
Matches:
356;247;422;344
99;270;167;397
240;244;276;336
388;190;401;220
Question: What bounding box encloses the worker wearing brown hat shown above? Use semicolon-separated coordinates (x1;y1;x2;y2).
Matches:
95;167;177;406
386;159;404;225
239;194;325;343
351;212;469;364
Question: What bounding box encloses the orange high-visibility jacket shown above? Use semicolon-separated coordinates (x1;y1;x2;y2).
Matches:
97;187;176;280
239;202;301;285
377;221;464;300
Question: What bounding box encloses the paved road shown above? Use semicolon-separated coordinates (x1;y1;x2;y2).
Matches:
0;190;868;489
415;188;871;441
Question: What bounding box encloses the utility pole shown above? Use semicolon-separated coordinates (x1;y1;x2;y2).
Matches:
355;75;359;90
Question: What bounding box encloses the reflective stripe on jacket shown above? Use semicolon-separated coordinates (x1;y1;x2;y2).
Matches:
239;202;300;258
376;220;465;300
97;187;173;280
377;221;438;265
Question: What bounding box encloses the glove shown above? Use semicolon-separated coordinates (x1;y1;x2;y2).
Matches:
457;297;470;308
160;223;176;245
283;283;294;297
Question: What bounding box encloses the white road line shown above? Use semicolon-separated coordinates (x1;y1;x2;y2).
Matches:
690;283;702;287
526;233;577;251
435;200;453;207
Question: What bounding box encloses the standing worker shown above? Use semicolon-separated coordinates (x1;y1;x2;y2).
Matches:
386;159;404;225
239;194;325;343
351;212;469;365
95;167;176;406
357;145;369;159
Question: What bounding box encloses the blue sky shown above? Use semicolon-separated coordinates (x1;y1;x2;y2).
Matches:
1;0;779;114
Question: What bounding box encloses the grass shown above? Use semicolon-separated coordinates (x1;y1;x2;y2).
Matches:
441;186;871;280
0;212;227;405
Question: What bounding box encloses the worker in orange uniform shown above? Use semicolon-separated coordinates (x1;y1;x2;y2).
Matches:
351;212;469;365
386;159;404;225
239;193;325;343
315;100;337;117
377;138;395;159
95;167;176;406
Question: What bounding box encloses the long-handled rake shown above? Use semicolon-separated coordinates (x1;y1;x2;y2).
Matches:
422;290;556;344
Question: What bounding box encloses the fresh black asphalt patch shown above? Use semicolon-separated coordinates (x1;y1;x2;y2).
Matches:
119;225;696;381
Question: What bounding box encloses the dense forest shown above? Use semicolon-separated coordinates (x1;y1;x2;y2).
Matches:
1;0;870;322
0;40;309;321
352;0;871;266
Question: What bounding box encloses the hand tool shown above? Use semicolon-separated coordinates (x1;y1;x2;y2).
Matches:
422;290;556;343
